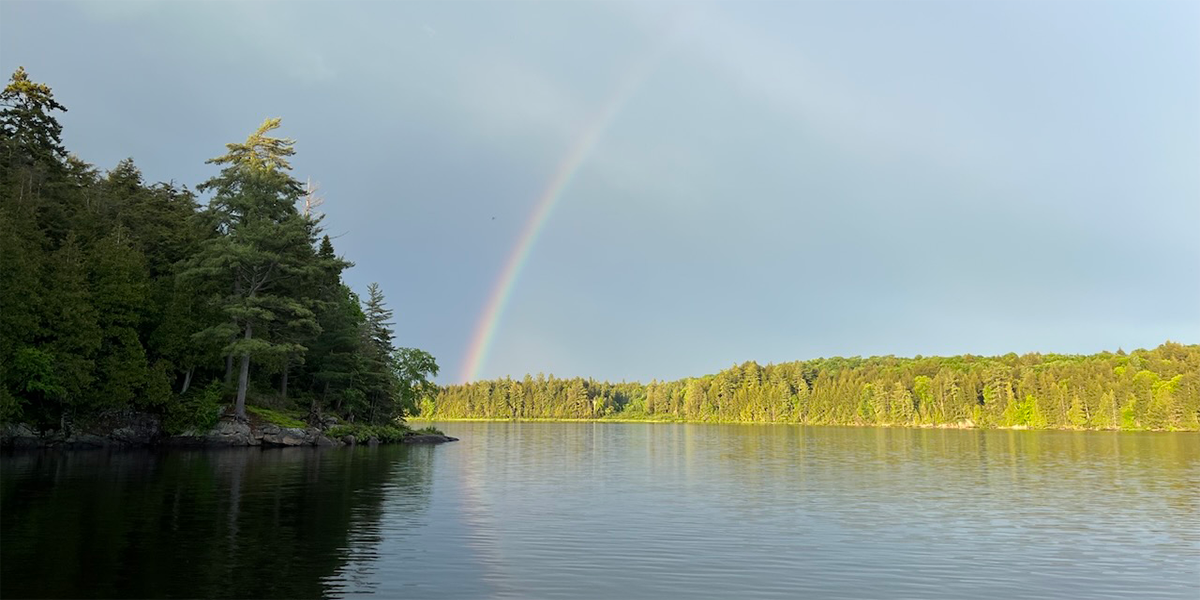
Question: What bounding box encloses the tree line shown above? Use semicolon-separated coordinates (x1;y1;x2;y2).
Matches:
0;68;437;431
425;343;1200;430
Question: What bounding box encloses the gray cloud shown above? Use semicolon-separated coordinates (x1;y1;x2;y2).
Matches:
3;0;1196;383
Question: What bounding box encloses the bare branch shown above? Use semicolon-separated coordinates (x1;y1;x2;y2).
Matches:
302;177;324;218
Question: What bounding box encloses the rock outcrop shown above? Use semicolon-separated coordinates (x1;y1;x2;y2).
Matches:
402;434;459;444
2;413;455;449
160;418;252;447
258;424;333;447
2;410;164;448
0;423;42;448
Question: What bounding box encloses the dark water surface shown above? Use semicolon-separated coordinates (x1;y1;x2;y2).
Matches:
2;423;1197;599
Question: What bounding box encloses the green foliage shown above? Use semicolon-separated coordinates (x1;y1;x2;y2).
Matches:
418;396;437;417
10;348;66;400
180;118;322;418
349;283;402;422
245;405;307;429
426;344;1200;431
163;380;223;435
1066;394;1088;429
1094;391;1117;430
394;347;439;418
326;423;413;443
0;69;438;431
1;65;68;198
1120;397;1140;431
0;387;21;424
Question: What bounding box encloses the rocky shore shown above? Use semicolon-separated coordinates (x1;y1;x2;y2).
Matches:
0;410;457;449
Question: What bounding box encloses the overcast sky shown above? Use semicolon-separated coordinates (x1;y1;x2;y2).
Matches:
3;0;1197;383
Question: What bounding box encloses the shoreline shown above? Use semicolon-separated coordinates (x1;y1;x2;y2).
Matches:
410;416;1193;432
1;412;458;450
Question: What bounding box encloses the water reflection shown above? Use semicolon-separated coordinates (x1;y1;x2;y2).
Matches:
435;423;1199;599
3;426;1198;600
1;447;431;599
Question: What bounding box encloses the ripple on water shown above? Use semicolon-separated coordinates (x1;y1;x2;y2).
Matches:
2;426;1197;599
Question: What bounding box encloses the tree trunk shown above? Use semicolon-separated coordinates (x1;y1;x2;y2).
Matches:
235;323;252;419
309;381;330;424
280;357;289;399
309;397;320;422
180;366;194;394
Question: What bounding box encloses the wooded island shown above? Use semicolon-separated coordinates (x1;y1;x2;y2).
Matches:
0;69;439;441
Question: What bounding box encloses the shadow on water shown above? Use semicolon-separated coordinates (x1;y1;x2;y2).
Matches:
0;446;433;599
4;425;1198;599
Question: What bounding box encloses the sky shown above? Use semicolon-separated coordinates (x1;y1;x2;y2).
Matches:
2;0;1198;384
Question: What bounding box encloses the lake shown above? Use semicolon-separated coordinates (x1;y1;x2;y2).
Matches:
2;423;1197;599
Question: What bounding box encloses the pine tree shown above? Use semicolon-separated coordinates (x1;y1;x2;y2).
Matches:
889;381;914;424
1066;393;1088;429
86;230;166;409
0;67;68;204
362;283;395;358
304;236;359;415
40;235;102;425
0;204;44;421
181;118;320;419
1094;390;1117;430
357;283;400;422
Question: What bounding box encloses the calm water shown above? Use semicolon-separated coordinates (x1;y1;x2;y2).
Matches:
2;423;1198;599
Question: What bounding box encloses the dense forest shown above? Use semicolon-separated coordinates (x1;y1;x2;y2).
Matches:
0;68;438;433
425;343;1200;431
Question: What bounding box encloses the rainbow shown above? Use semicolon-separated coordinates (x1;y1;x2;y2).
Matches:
458;14;695;383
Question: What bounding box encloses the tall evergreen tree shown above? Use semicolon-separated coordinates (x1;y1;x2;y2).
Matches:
87;230;172;409
304;237;358;413
0;203;44;421
0;66;67;203
40;234;102;425
181;118;320;419
358;283;398;422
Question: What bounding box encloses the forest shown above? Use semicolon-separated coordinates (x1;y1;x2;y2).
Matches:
425;343;1200;431
3;67;1197;436
0;68;438;433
